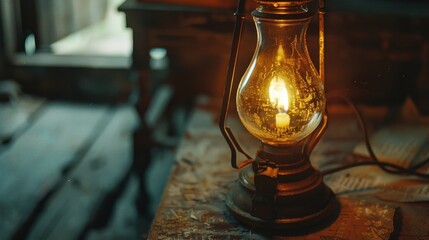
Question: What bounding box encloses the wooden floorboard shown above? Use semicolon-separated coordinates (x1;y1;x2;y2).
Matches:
0;97;176;240
0;95;44;147
0;102;109;240
0;100;131;239
86;175;141;240
27;105;138;240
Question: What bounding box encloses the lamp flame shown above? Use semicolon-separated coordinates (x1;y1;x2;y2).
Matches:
269;77;289;112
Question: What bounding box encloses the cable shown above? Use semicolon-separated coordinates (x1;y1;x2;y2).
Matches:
322;91;429;180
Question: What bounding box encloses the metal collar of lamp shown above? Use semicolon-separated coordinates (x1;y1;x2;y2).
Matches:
219;0;338;230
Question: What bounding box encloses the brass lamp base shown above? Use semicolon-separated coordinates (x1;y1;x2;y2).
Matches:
225;145;339;230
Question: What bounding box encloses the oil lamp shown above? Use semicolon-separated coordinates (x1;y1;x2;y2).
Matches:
220;0;338;229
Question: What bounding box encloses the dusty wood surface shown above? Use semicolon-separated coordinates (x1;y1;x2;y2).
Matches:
148;99;429;239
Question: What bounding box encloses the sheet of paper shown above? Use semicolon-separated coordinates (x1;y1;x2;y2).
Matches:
325;171;381;194
353;124;429;168
376;183;429;202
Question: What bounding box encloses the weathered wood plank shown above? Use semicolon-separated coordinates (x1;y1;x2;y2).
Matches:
86;175;141;240
0;103;108;240
27;105;138;240
0;95;44;145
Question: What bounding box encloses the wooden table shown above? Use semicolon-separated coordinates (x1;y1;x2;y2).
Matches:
148;97;429;239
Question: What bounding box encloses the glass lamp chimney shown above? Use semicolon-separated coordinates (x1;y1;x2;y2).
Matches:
236;2;325;146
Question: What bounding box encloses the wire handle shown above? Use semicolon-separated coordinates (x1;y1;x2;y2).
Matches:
219;0;254;169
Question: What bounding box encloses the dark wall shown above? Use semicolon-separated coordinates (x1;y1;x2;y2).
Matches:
322;0;429;107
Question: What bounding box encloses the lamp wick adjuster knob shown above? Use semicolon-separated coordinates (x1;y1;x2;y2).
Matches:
251;160;279;220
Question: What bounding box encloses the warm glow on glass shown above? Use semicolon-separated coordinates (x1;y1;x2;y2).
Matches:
236;17;325;146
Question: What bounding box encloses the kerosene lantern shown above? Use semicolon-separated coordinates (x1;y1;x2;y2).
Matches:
219;0;337;229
